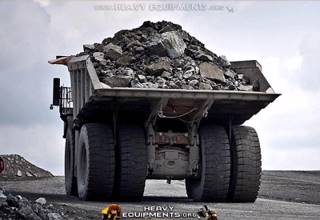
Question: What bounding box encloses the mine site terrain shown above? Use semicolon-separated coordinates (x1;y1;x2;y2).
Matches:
1;170;320;219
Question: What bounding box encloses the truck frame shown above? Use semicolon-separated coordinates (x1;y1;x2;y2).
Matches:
49;55;279;202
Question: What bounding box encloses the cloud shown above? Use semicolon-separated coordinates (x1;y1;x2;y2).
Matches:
33;0;51;7
296;33;320;90
0;1;56;126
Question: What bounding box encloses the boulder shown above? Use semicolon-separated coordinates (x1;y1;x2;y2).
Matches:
199;82;213;90
16;170;22;177
145;59;172;75
238;84;253;91
199;62;226;83
101;76;131;87
103;43;123;60
116;55;133;66
161;31;186;58
35;197;46;205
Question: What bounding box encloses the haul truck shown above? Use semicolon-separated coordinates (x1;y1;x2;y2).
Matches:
49;55;279;202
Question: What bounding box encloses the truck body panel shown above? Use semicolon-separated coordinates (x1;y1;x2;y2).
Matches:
53;55;279;126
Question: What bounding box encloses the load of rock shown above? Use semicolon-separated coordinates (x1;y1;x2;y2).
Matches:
0;155;53;180
79;21;254;91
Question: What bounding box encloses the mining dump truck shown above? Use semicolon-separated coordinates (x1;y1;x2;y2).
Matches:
49;56;279;202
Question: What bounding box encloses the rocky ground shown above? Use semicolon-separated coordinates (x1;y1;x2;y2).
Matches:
1;171;320;219
0;155;53;181
0;190;98;220
81;21;256;91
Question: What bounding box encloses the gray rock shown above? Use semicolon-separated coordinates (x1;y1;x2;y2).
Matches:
26;171;33;177
238;84;253;91
35;197;46;205
103;43;123;60
199;62;226;83
182;84;194;90
102;76;131;87
93;52;106;65
137;74;146;82
117;67;134;77
34;204;49;219
185;48;198;57
183;70;193;79
145;59;172;75
188;79;199;87
142;82;158;88
135;46;144;52
0;190;6;199
0;190;6;205
159;25;176;33
224;69;236;78
161;71;172;79
228;84;236;90
237;74;244;80
18;206;41;220
219;55;231;67
196;53;213;62
16;170;22;177
168;81;179;89
131;79;144;88
161;31;186;58
116;55;133;66
146;36;168;57
199;82;213;90
156;77;166;88
83;44;95;52
48;213;63;220
126;40;143;49
146;31;186;58
102;37;112;45
7;194;20;207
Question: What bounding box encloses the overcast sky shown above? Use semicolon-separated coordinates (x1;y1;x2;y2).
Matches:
0;0;319;175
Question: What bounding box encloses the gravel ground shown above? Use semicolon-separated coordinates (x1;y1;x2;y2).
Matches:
1;171;320;219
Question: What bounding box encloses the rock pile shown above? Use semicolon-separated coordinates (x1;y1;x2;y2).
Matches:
0;155;53;180
0;189;63;220
79;21;254;91
0;189;99;220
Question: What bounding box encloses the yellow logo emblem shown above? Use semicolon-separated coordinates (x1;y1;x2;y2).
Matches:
101;204;122;220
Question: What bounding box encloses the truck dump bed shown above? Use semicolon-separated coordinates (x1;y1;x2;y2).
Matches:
50;55;279;125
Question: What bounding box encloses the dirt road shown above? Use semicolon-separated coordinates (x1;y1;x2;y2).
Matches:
1;171;320;219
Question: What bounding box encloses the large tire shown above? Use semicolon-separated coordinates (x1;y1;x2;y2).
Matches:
65;128;78;196
186;125;231;202
229;126;261;202
76;123;115;200
115;123;147;201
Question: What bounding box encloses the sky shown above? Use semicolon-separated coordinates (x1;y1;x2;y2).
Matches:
0;0;319;175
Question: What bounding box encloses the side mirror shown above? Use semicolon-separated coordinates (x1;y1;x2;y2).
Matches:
0;157;4;174
51;78;60;109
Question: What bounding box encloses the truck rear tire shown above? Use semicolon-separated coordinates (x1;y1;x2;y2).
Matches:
76;123;115;200
186;125;231;202
229;126;261;202
116;123;147;201
65;128;78;196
